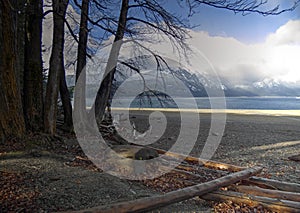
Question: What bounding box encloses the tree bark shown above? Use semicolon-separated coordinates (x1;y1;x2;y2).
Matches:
73;0;89;126
0;0;26;140
92;0;129;124
59;66;73;131
75;0;89;83
23;0;44;132
16;0;26;94
44;0;69;135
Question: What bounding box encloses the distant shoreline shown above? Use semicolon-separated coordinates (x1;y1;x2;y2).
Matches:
110;107;300;117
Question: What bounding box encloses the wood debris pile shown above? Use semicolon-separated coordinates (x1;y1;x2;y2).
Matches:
76;145;300;213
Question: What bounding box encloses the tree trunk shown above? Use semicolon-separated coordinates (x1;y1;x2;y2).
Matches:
92;0;129;124
73;0;89;126
75;0;89;83
16;0;26;94
59;66;73;131
23;0;44;132
0;0;26;140
44;0;68;135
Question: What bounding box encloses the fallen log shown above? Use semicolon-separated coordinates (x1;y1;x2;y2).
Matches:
62;166;262;213
248;177;300;193
241;179;277;190
235;185;300;202
159;157;230;176
201;190;300;213
113;145;245;172
147;146;246;172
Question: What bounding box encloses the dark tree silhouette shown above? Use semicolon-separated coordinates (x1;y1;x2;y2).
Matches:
73;0;90;126
44;0;69;135
23;0;44;131
0;0;26;140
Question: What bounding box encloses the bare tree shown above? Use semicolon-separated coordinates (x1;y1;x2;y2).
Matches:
93;0;130;124
73;0;90;125
75;0;89;83
44;0;69;135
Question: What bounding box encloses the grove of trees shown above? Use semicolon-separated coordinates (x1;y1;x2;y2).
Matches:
0;0;299;142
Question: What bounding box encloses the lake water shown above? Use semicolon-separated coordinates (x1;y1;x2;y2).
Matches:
123;96;300;110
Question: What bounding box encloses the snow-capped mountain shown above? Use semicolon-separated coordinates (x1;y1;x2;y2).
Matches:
216;77;300;97
66;54;300;98
64;52;300;98
253;78;280;88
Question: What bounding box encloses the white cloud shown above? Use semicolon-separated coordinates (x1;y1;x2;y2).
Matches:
266;20;300;45
184;20;300;84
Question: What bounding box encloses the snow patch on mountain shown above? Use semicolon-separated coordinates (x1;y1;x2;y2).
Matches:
253;78;280;88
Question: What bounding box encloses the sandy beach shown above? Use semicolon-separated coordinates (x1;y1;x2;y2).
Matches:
1;110;300;212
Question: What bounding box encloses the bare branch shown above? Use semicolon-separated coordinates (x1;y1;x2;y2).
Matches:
192;0;300;16
118;60;147;91
43;9;53;17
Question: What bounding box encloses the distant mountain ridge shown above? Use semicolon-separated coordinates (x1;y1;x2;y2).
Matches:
112;56;300;97
66;60;300;97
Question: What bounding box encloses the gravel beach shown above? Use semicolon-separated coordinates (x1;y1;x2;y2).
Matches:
1;111;300;212
127;110;300;183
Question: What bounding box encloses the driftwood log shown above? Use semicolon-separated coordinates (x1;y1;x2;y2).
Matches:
248;177;300;193
149;146;246;172
63;166;262;213
235;185;300;202
62;145;300;212
201;190;300;213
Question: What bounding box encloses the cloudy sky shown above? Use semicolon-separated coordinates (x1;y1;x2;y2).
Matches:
186;20;300;85
44;1;300;86
158;0;300;85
